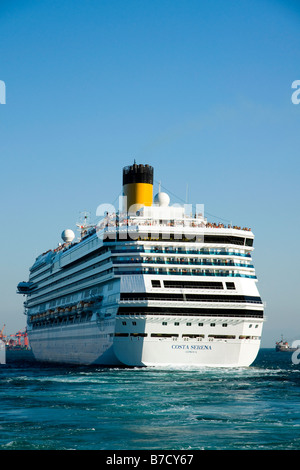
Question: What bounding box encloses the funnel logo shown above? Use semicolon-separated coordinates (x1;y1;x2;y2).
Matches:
0;80;6;104
0;339;6;364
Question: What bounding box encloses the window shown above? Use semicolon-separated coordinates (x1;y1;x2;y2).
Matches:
226;282;235;290
204;235;245;245
164;280;223;290
132;321;136;326
239;335;260;340
182;334;205;339
222;323;228;327
162;322;167;326
151;280;161;288
186;322;191;326
208;334;236;339
151;333;179;338
245;238;253;247
122;321;127;326
174;322;179;326
210;323;216;327
198;322;203;327
130;333;147;337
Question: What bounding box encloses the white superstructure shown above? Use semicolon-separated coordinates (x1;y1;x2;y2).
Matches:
18;163;264;367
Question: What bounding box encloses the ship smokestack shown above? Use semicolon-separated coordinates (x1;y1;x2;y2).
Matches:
122;163;154;213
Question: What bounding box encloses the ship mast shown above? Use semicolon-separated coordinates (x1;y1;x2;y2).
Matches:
76;211;93;240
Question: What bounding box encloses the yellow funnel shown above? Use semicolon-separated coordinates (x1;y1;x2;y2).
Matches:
123;163;153;213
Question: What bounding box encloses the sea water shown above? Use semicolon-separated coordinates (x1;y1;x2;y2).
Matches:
0;349;299;450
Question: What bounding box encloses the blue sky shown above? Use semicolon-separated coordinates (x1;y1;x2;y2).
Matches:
0;0;299;346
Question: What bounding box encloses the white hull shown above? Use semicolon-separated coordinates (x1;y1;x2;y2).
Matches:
28;316;263;368
113;338;261;368
28;322;122;366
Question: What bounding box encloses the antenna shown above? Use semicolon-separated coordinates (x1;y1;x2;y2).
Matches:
77;211;91;228
76;211;93;240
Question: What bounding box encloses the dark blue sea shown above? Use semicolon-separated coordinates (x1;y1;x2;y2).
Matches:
0;349;299;451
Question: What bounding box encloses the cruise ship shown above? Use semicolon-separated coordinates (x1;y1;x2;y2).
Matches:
17;163;264;367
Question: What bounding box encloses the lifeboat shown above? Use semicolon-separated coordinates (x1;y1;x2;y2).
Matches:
17;282;36;294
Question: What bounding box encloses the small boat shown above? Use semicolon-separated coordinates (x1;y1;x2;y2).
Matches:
275;336;297;352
